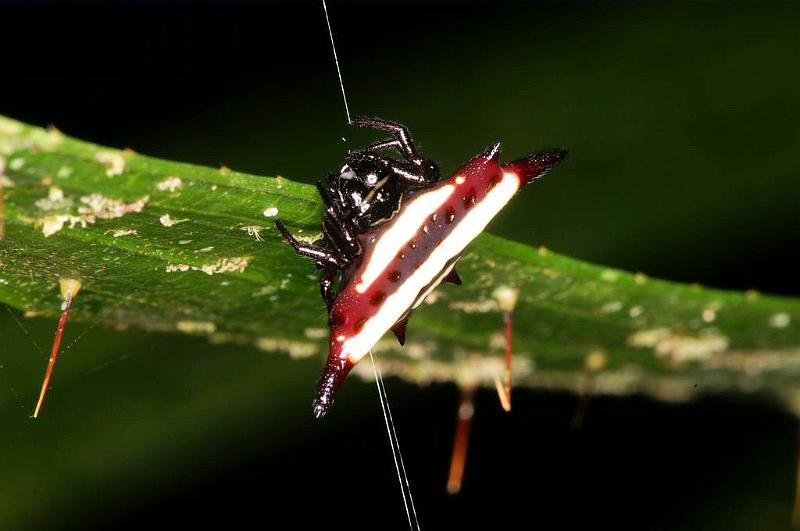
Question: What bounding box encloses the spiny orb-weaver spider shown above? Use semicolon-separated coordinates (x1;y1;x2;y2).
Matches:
275;117;566;418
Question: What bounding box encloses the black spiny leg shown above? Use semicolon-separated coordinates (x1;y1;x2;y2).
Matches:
322;218;356;263
385;159;435;187
317;181;362;256
275;219;344;268
352;117;422;164
319;264;337;312
351;117;441;185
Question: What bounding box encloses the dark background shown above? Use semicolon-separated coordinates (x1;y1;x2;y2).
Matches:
1;2;799;530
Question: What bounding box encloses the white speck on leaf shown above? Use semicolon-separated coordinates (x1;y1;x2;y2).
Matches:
601;301;623;314
79;194;149;219
35;187;71;211
352;352;533;389
95;151;126;177
166;257;250;275
9;158;25;170
262;207;279;218
629;305;644;318
304;328;327;339
600;269;620;282
770;312;791;329
0;118;23;136
450;299;499;313
57;166;73;179
295;232;323;245
34;193;147;236
107;229;137;238
252;285;277;297
156;176;183;193
159;214;188;227
39;215;67;237
628;327;729;364
177;320;217;335
256;337;318;359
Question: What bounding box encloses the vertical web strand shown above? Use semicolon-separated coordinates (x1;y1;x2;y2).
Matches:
322;2;421;528
322;0;352;124
375;361;421;530
369;351;421;531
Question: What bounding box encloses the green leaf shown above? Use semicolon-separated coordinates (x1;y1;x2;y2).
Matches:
1;113;800;413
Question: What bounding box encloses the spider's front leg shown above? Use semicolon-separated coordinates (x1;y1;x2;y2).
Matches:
351;117;441;184
352;117;421;163
274;219;344;268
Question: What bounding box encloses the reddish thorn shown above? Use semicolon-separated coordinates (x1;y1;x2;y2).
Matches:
447;387;475;495
33;279;81;418
572;351;606;430
492;311;513;412
492;286;518;412
571;375;594;431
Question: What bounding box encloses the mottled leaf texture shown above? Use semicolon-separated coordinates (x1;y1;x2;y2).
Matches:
1;115;800;411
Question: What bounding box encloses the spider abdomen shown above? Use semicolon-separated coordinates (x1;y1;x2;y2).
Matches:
275;117;565;417
313;144;566;416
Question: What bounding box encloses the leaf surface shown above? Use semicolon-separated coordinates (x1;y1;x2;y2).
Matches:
1;115;800;409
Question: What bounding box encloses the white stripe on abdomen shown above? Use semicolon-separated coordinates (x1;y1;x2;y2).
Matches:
342;172;521;363
355;184;455;294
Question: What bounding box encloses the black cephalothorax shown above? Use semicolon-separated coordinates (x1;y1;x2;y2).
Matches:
275;117;440;311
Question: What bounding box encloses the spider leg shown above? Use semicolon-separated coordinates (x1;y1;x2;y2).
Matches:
318;181;356;226
322;217;356;262
318;179;370;234
322;218;350;262
316;179;342;210
319;263;338;312
352;117;423;164
275;219;344;268
358;138;405;158
386;159;430;186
